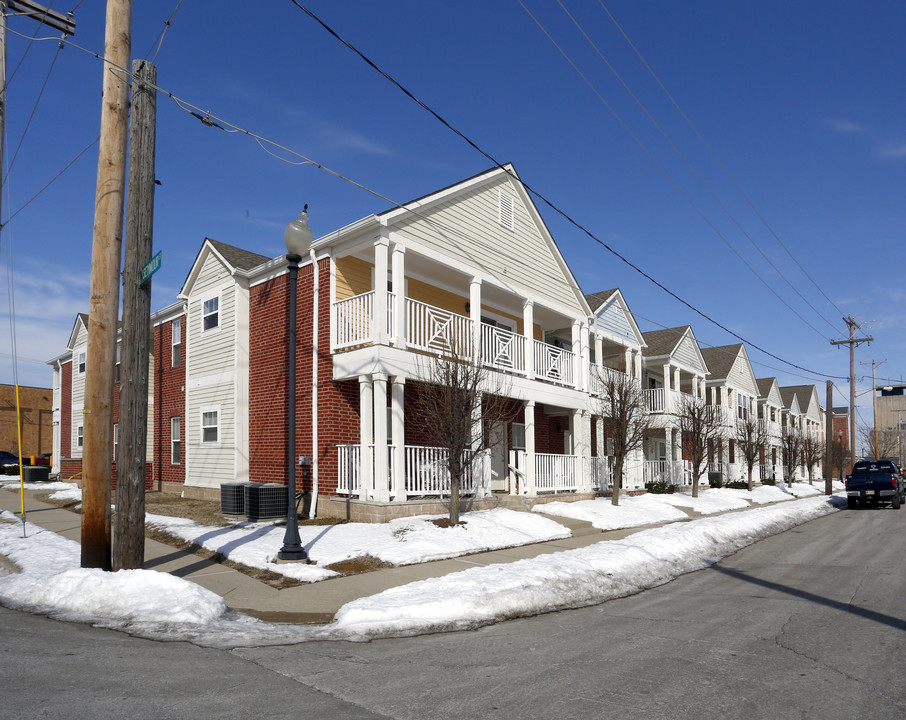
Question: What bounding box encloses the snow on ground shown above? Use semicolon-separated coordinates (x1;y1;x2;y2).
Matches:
146;507;570;583
0;479;846;648
535;493;690;529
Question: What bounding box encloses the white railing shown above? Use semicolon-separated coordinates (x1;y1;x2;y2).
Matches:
645;388;671;413
406;299;473;356
337;443;477;498
481;323;526;374
588;365;630;397
534;453;577;492
591;456;613;492
644;460;686;486
334;292;374;349
534;341;575;386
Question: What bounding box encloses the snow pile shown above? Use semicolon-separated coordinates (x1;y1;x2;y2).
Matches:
0;510;226;625
147;507;570;581
535;493;689;529
334;495;843;638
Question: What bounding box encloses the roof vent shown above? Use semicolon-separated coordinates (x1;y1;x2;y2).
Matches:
499;191;515;230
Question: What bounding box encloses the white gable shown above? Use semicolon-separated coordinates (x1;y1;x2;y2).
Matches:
727;350;759;396
593;292;643;348
759;380;783;408
387;168;586;316
673;332;707;375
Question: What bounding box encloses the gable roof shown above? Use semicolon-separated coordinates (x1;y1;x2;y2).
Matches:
641;326;707;376
180;238;271;297
779;387;802;415
641;326;692;358
67;313;90;349
700;344;744;380
756;377;783;407
584;288;645;349
783;384;821;419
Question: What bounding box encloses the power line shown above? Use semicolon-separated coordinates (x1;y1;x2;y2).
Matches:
145;0;184;64
286;2;846;379
550;0;842;339
16;17;849;382
596;0;849;329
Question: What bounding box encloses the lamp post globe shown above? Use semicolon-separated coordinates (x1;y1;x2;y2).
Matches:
278;207;312;562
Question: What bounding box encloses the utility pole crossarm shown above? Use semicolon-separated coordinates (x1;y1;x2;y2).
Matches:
7;0;76;35
830;315;873;464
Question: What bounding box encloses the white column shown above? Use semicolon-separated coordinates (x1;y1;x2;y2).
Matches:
579;322;590;392
372;373;390;502
578;409;591;492
374;237;389;344
391;244;406;348
391;376;406;501
358;375;373;500
623;347;632;377
525;400;536;496
674;367;681;395
572;320;582;389
523;300;534;377
470;277;481;362
634;351;642;381
663;364;671;391
472;390;488;497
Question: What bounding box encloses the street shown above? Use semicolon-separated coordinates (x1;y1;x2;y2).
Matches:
3;505;904;719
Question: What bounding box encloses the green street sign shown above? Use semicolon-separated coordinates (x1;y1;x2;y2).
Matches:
140;251;162;284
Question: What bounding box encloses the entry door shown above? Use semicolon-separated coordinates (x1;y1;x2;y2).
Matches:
489;421;508;491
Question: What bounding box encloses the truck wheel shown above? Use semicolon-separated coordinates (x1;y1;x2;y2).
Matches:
893;493;901;510
847;497;858;509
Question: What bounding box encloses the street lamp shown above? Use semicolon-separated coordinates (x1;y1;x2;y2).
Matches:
278;206;313;561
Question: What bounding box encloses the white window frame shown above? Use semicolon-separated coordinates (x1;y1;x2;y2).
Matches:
113;423;118;462
511;422;526;450
171;416;181;464
115;343;121;383
202;295;220;333
172;318;182;367
78;351;86;374
200;405;220;445
77;424;84;448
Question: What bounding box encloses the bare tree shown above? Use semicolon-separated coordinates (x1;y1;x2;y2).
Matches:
830;438;849;480
781;427;804;487
736;414;769;491
858;424;899;462
677;395;726;498
411;349;516;525
594;366;650;506
800;432;824;484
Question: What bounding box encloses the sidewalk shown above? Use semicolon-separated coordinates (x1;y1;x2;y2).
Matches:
0;485;699;624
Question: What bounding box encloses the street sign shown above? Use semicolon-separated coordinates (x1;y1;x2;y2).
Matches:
140;251;161;284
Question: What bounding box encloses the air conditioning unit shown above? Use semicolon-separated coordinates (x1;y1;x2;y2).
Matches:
22;466;50;482
220;481;252;515
245;483;288;522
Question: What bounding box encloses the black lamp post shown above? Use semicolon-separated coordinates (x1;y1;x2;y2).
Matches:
278;207;313;561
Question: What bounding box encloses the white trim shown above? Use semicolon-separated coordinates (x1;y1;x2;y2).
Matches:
200;405;221;446
233;276;250;483
171;416;181;464
201;294;221;334
171;317;182;367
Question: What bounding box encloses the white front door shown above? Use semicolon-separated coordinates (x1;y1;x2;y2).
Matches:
489;421;508;491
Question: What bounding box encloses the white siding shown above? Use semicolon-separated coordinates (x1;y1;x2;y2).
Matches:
674;333;706;374
728;354;759;396
392;175;583;315
594;297;637;347
185;252;237;489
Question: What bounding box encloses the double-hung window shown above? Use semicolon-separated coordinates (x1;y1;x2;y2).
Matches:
201;408;219;444
78;351;86;374
171;417;181;463
202;296;219;331
172;318;182;366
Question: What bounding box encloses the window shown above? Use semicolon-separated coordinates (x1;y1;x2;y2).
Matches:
201;408;219;444
737;393;748;420
77;425;84;448
171;417;181;464
511;423;526;450
113;423;118;462
115;343;121;383
770;407;776;422
172;318;182;366
202;296;219;331
78;351;86;374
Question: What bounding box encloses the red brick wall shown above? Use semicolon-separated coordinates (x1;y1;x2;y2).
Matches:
60;361;72;457
249;259;360;494
152;315;186;488
534;408;567;454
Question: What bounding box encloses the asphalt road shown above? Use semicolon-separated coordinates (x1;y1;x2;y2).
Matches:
3;505;904;719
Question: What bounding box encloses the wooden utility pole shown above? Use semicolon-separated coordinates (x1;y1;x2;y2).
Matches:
82;0;132;570
113;59;156;571
860;359;886;460
825;381;833;495
830;316;872;467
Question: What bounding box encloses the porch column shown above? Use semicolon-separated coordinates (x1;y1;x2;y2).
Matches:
663;363;672;413
664;427;673;483
525;400;536;497
358;375;373;500
634;351;642;381
572;320;583;390
673;367;681;396
577;409;591;493
391;244;406;348
523;300;534;377
594;331;603;370
391;376;407;501
472;390;488;497
624;347;632;377
329;255;338;351
470;277;481;362
374;236;390;345
579;321;590;392
372;373;390;502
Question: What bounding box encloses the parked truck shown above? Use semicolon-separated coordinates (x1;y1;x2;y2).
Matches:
845;460;904;509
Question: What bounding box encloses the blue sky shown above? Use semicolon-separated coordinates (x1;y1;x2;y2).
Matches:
0;1;903;427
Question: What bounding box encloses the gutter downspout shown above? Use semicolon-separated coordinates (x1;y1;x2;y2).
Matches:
309;248;319;518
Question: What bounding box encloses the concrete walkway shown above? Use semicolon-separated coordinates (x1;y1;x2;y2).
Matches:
0;486;697;624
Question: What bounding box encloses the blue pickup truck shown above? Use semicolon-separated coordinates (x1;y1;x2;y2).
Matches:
845;460;904;509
